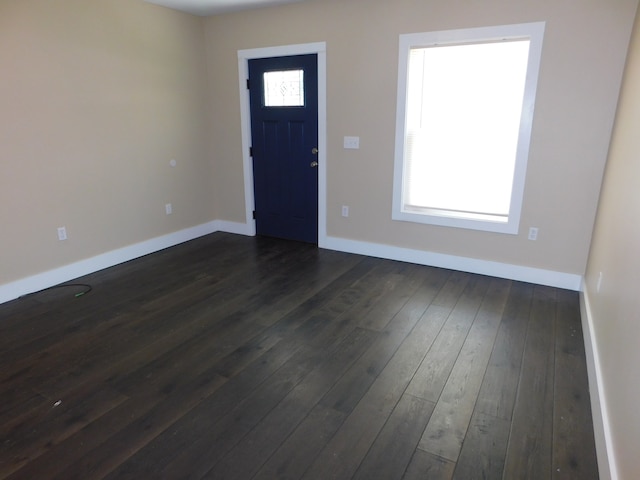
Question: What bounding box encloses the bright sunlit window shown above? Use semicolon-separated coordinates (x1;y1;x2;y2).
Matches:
393;22;545;234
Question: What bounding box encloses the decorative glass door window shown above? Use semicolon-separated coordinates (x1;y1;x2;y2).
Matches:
263;69;305;107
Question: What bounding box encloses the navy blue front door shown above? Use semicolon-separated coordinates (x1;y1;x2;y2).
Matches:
249;54;318;244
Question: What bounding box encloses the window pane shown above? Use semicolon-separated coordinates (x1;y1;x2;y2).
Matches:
264;69;304;107
404;40;530;217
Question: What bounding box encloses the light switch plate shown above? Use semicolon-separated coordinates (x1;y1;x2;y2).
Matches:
344;136;360;149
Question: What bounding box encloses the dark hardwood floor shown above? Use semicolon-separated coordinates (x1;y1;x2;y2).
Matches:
0;233;598;479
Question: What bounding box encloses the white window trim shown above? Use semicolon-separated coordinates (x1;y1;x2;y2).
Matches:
392;22;545;234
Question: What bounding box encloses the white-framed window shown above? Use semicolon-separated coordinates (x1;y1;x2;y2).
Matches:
392;22;545;234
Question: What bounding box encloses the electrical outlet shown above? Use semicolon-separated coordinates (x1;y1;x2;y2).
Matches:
57;226;67;241
341;205;349;217
528;227;538;241
165;203;172;215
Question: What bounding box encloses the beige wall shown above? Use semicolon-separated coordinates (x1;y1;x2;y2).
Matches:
0;0;213;285
205;0;637;275
584;6;640;479
2;0;638;292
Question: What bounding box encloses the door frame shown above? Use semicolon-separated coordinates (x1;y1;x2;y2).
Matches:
237;42;327;245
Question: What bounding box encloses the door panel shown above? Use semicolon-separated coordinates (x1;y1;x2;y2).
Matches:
249;54;318;243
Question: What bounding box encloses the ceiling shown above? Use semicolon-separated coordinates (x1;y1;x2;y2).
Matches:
143;0;312;16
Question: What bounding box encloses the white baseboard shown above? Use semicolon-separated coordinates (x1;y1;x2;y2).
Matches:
213;219;255;236
1;226;582;304
321;235;582;290
0;220;251;304
580;289;617;480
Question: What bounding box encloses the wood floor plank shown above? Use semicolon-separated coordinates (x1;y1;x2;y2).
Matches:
0;386;128;478
200;327;377;480
352;394;435;480
101;337;307;479
356;263;433;332
252;404;348;480
402;450;455;480
418;278;511;462
404;275;491;403
430;270;472;308
1;271;260;403
4;243;334;416
0;233;274;359
474;281;533;420
0;233;599;480
452;411;511;480
318;269;450;415
302;300;452;479
258;255;381;340
5;392;169;480
552;289;599;479
502;285;556;479
302;260;425;349
154;345;327;480
51;372;227;480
